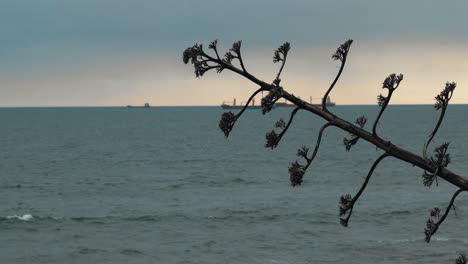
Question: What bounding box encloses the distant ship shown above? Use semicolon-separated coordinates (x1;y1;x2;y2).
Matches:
127;103;150;108
275;96;336;107
221;98;266;109
221;96;335;109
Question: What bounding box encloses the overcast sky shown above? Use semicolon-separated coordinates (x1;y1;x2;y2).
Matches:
1;0;468;106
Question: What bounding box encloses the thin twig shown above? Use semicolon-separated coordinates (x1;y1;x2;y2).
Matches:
340;153;389;226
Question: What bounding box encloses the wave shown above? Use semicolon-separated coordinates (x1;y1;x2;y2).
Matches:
4;214;34;221
374;236;453;244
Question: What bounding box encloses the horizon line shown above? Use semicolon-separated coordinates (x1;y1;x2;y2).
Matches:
1;103;468;108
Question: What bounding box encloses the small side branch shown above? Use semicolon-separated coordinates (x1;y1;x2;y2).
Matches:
424;188;464;242
289;122;334;186
423;82;456;158
272;42;291;85
339;153;389;226
372;74;403;139
219;86;269;137
306;122;334;166
265;107;301;149
234;41;248;73
343;116;367;151
322;40;353;112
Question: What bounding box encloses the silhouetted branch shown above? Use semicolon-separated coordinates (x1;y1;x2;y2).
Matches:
208;39;221;60
343;116;367;151
372;73;403;139
185;39;468;190
322;39;353;112
456;254;467;264
288;122;333;186
261;87;284;114
184;39;468;259
308;122;333;164
423;82;456;158
422;142;451;187
424;188;464;242
340;153;389;226
273;42;291;85
231;41;248;73
265;107;301;149
219;87;268;137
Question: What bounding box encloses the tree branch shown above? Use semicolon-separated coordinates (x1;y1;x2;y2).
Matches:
273;42;291;85
265;107;301;149
372;73;403;139
289;122;333;186
322;40;353;112
424;188;464;242
339;153;389;226
307;122;334;165
219;86;269;137
183;40;468;193
423;82;456;158
184;38;468;262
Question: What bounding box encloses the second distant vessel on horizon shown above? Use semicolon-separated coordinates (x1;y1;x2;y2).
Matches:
127;103;150;108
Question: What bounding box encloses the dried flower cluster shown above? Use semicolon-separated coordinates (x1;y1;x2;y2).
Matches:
273;42;291;63
435;82;456;110
288;161;305;187
331;39;353;62
423;143;451;187
343;116;367;151
261;90;282;114
218;111;237;137
275;119;286;129
382;73;404;91
339;194;353;226
377;94;387;107
182;44;214;77
456;254;467;264
265;130;281;149
296;146;310;160
424;207;441;242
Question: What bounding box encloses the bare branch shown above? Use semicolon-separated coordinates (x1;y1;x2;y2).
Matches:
424;188;464;242
308;122;333;165
340;153;389;226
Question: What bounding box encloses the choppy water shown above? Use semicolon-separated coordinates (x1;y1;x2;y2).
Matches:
1;105;467;263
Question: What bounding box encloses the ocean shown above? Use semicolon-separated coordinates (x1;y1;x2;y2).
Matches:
1;105;467;263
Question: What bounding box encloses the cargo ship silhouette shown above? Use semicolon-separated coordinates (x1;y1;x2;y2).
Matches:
127;103;150;108
221;96;335;109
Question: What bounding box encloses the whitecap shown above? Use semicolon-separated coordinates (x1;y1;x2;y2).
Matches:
6;214;34;221
431;237;450;242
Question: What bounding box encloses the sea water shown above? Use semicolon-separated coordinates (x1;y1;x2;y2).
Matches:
0;105;467;263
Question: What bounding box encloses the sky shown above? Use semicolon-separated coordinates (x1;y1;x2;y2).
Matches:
1;0;468;106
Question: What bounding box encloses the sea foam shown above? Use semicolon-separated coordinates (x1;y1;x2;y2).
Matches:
6;214;34;221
